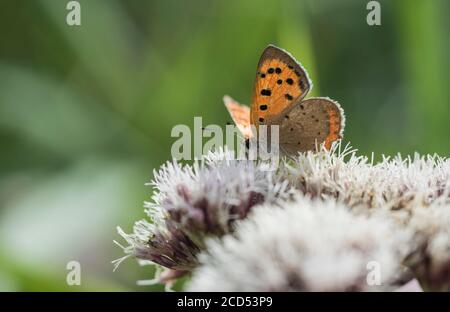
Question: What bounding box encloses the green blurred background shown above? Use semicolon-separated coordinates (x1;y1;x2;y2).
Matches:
0;0;449;291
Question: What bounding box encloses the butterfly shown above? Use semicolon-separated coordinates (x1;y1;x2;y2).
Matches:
225;44;345;156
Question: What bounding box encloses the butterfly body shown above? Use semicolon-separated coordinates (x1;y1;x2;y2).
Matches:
225;45;345;156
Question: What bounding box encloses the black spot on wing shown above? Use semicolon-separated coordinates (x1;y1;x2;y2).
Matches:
261;89;271;96
285;94;293;100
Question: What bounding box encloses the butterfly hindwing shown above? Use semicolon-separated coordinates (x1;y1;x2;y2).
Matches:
276;97;345;155
251;45;311;127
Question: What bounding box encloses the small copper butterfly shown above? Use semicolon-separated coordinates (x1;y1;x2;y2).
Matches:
225;44;345;156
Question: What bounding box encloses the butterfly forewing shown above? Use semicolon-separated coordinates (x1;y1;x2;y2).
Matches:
223;95;253;139
251;45;311;127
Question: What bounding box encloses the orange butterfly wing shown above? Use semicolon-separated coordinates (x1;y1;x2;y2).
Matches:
223;95;253;139
251;45;311;127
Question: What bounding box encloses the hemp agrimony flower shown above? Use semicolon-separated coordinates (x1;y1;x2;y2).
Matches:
115;142;450;290
188;196;408;291
114;148;293;283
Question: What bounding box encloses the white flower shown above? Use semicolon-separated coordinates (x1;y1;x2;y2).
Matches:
188;195;409;291
285;144;450;212
403;202;450;291
115;148;293;274
115;141;450;290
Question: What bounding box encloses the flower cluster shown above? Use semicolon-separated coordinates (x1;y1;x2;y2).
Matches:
403;202;450;291
115;142;450;291
283;143;449;212
115;148;292;281
188;196;408;291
